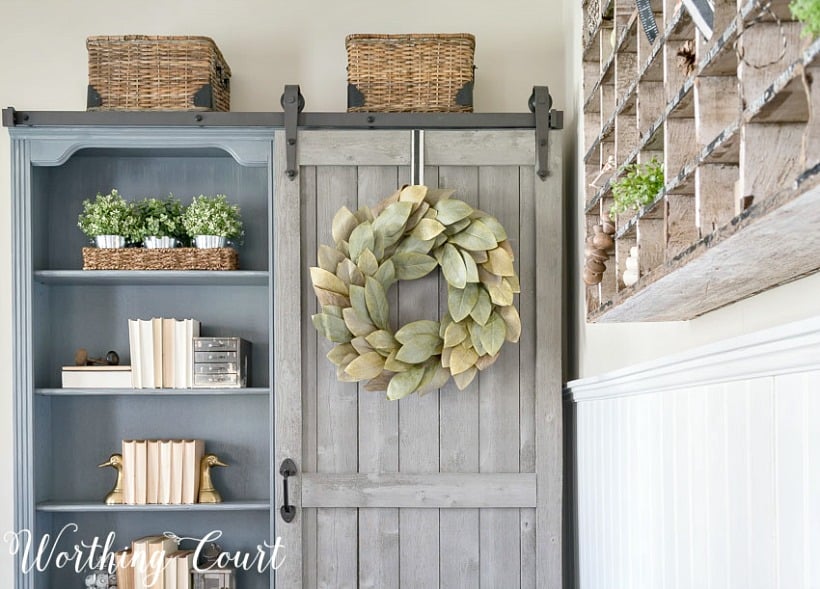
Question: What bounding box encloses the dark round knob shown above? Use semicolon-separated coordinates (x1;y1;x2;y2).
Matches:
105;351;120;366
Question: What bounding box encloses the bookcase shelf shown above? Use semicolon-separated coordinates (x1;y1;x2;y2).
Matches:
582;0;820;321
36;387;271;397
7;125;275;589
36;500;271;512
34;270;270;286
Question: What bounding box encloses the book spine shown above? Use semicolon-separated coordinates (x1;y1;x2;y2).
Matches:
128;319;142;389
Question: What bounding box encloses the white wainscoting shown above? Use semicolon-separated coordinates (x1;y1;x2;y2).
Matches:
566;316;820;589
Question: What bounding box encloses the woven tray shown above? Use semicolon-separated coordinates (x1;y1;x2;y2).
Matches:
82;247;238;271
87;35;231;111
346;33;475;113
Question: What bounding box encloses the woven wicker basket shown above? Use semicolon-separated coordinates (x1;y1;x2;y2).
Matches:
82;247;238;271
345;33;475;113
86;35;231;111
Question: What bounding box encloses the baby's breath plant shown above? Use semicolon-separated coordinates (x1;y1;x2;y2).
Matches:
77;189;139;241
134;195;185;242
181;195;243;240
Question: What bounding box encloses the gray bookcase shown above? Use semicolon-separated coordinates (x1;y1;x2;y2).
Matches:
7;123;276;588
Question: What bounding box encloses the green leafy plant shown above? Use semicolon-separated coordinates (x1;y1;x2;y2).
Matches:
134;195;185;241
791;0;820;37
181;194;243;239
609;158;664;219
77;189;139;240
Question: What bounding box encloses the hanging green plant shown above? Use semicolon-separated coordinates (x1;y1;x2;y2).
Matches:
310;185;521;401
791;0;820;37
609;157;664;219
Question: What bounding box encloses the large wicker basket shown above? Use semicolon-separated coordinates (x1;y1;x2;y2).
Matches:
82;247;238;271
86;35;231;111
345;33;475;113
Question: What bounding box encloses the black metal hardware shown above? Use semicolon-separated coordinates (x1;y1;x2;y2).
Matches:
347;84;366;109
455;80;474;107
281;85;304;181
531;86;559;180
193;84;214;110
87;86;102;109
279;458;297;523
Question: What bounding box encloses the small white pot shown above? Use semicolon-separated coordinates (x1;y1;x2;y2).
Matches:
194;235;227;249
95;235;126;248
143;236;179;249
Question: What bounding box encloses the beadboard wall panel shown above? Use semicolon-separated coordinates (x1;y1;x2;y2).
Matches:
567;317;820;589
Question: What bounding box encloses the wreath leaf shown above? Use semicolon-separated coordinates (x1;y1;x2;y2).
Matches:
310;267;349;295
318;244;346;272
312;313;352;343
453;366;478;390
392;252;437;280
450;343;479;375
365;277;390;330
485;247;515;277
448;283;480;322
344;351;386;380
395;336;442;364
499;304;522;342
331;207;358;244
481;312;506;356
413;218;447;241
441;243;468;289
449;220;498;251
469;287;493;326
435;199;474;225
349;222;375;263
342;307;376;337
387;364;426;400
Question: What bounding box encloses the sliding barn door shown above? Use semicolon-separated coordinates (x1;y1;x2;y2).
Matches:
273;129;562;588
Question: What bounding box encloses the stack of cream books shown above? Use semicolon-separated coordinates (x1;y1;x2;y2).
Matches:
121;439;205;505
113;536;195;589
128;318;201;389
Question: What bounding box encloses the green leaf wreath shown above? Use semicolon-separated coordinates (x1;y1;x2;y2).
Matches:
310;185;521;401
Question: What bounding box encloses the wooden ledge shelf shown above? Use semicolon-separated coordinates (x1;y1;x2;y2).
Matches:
588;170;820;321
582;0;819;321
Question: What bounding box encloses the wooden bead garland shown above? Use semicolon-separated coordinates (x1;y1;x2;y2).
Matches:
582;221;615;286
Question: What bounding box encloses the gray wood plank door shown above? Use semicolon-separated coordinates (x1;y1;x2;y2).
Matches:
273;129;562;588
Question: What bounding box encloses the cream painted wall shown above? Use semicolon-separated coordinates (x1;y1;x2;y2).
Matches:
0;0;568;585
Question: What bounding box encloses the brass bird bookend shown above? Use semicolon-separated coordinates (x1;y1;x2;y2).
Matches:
98;453;124;505
198;453;228;503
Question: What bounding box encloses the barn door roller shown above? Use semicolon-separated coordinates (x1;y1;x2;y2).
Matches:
530;85;563;180
282;84;305;181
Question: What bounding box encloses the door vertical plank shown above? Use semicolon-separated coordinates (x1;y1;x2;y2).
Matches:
478;165;522;588
534;131;563;588
398;166;441;589
518;166;537;589
316;165;359;589
274;132;303;588
437;166;481;589
300;165;319;589
357;166;401;589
